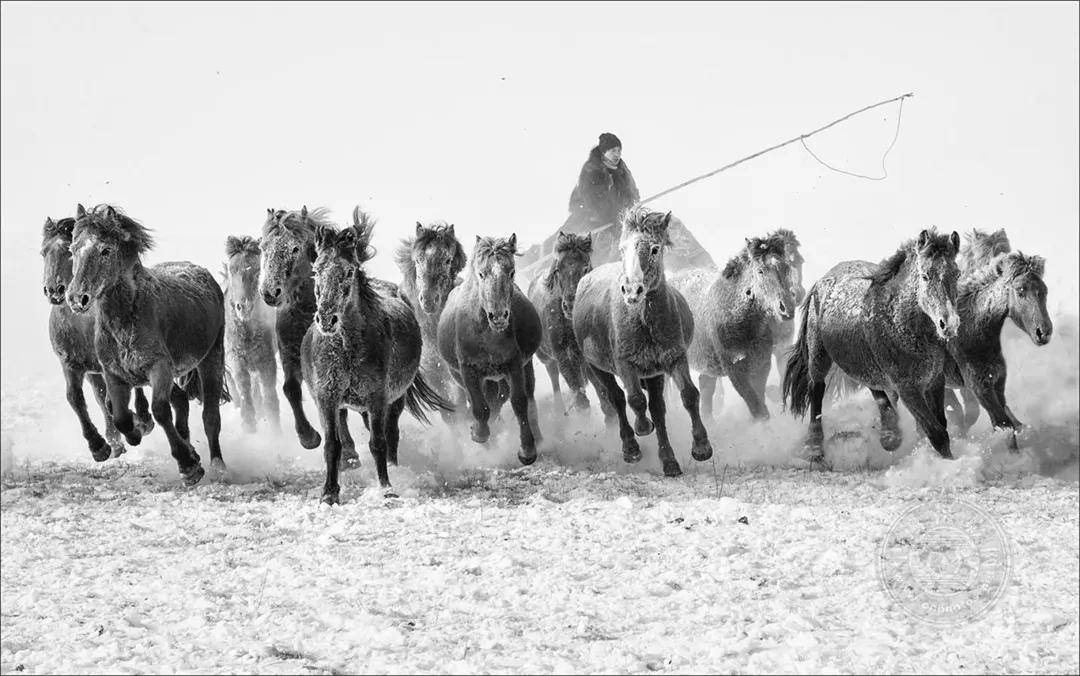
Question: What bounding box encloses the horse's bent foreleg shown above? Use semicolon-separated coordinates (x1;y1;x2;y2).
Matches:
463;367;492;443
337;409;361;470
871;389;902;451
317;399;342;504
587;364;640;462
616;365;652;436
555;346;590;413
87;372;125;458
509;363;538;465
645;375;681;477
64;368;111;462
670;359;712;462
282;354;321;449
899;386;952;459
149;367;205;484
104;372;141;448
133;387;155;436
727;364;770;420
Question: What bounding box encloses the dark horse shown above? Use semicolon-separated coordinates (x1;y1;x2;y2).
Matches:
259;207;360;467
437;234;544;464
66;205;229;484
783;228;962;460
302;208;452;504
572;207;713;476
223;235;279;433
767;228;806;385
395;221;468;423
527;231;614;419
41;216;156;460
670;234;795;421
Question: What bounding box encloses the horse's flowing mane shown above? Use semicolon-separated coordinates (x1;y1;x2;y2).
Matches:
769;228;803;262
867;228;955;287
75;204;155;254
722;234;787;280
542;232;593;290
959;228;1011;271
959;250;1047;303
394;220;467;283
263;206;335;238
619;206;672;245
473;235;519;266
225;235;261;258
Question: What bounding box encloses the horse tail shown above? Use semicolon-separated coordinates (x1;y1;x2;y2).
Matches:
179;369;204;403
402;373;455;425
782;291;813;417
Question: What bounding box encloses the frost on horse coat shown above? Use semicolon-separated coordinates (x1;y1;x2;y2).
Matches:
669;233;795;420
437;234;544;464
302;208;451;505
66;204;228;485
572;207;713;477
783;228;962;460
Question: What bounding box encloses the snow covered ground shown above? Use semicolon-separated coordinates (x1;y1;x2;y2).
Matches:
1;322;1078;674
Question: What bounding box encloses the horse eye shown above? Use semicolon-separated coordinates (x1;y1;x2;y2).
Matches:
478;272;486;280
650;246;660;256
921;273;930;281
292;246;300;254
101;247;112;257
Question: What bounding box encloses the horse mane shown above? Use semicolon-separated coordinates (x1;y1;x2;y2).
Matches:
960;228;1011;270
959;250;1047;302
473;235;520;266
866;228;955;287
542;232;593;290
722;234;787;280
770;227;803;262
395;220;467;282
75;204;155;254
619;205;672;245
225;235;261;258
40;217;76;252
263;206;334;238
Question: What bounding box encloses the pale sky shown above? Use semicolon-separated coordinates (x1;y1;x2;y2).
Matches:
2;1;1078;380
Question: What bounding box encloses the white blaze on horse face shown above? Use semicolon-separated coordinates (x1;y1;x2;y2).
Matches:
621;231;644;283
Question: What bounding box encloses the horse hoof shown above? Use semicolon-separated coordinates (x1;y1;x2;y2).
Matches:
387;453;398;467
89;439;112;463
663;460;684;478
135;417;155;436
471;424;490;444
338;449;361;471
879;430;903;452
210;458;227;474
298;428;322;450
936;448;955;460
384;489;399;499
180;463;205;487
109;443;127;460
622;440;643;464
518;448;538;466
633;417;654;437
321;490;340;506
1007;432;1020;453
123;430;143;447
691;439;713;462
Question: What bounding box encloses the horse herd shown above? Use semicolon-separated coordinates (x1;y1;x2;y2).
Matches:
40;203;1054;504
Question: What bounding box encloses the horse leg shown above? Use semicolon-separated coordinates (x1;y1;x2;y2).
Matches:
871;389;903;451
259;364;281;431
88;373;125;458
133;387;155;436
542;357;564;416
523;359;542;444
670;359;712;462
64;367;111;462
587;364;641;462
317;399;342;505
282;353;321;450
148;366;205;484
103;372;142;448
943;388;967;436
697;373;717;423
169;381;191;442
556;347;590;414
993;375;1022;451
898;386;952;459
589;366;618;428
727;361;770;420
366;395;394;495
234;367;256;433
463;367;492;444
509;364;538;466
645;375;681;477
772;343;789;389
196;337;227;471
960;387;981;433
337;409;361;470
386;396;405;466
616;365;652;436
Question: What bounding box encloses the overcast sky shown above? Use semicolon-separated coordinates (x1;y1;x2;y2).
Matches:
2;1;1077;380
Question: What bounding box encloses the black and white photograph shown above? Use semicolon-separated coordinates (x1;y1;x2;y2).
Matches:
1;1;1078;673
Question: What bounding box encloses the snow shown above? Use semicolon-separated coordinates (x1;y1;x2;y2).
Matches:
1;321;1077;673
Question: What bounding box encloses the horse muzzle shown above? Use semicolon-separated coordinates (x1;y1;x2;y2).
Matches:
315;312;340;334
936;314;960;341
261;287;283;307
67;290;93;314
486;309;510;332
620;281;645;306
560;299;574;320
44;284;66;306
1033;324;1052;346
418;292;440;315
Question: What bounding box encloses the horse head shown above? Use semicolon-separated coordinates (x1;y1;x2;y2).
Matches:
913;228;962;340
67;204;154;314
618;207;671;306
547;231;593;319
472;234;519;332
311;207;376;335
399;221;466;315
771;228;805;305
258;206;323;307
737;235;795;321
999;252;1052;346
224;235;263;321
41;216;76;305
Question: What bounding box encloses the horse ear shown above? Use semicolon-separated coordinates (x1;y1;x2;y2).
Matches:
661;212;672;230
267;208;274;217
583;233;593;252
1030;255;1046;277
917;229;930;249
225;236;241;256
44;217;55;230
105;205;117;221
448;224;456;237
950;231;961;254
475;235;482;244
76;204;87;219
508;233;517;251
416;222;424;237
557;231;568;242
300;205;309;221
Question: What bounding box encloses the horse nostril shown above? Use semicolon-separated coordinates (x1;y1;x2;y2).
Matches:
635;285;644;296
1036;327;1045;341
779;301;787;314
80;294;90;307
57;284;65;295
43;286;50;297
939;318;947;331
273;288;282;298
330;315;339;326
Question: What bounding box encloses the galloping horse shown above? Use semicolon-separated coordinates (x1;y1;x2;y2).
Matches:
572;207;713;477
784;228;962;460
767;228;806;384
66;204;229;485
437;234;544;464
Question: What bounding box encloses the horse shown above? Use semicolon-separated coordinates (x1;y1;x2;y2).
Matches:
669;234;795;421
957;227;1010;274
41;216;158;461
259;206;361;467
783;228;962;460
767;228;806;385
301;207;452;504
572;207;713;477
437;234;544;464
395;221;468;423
223;235;279;433
66;204;229;485
526;231;615;420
